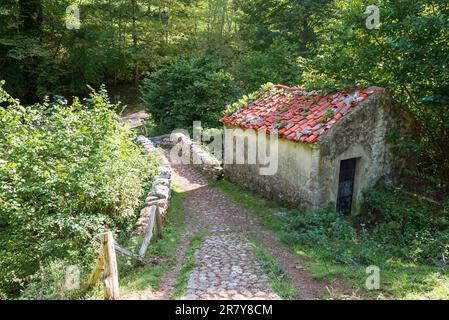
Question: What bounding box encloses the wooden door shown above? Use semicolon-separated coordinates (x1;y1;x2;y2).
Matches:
336;158;357;214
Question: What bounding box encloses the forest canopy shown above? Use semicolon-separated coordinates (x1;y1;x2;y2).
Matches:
0;1;447;177
0;0;447;183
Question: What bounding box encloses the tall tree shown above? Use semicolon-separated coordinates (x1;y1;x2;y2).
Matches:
238;0;334;52
303;0;449;181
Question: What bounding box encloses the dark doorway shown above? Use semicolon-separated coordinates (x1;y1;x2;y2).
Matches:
336;158;357;214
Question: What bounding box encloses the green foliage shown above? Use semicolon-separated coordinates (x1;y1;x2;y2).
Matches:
0;83;159;297
233;39;302;92
363;182;449;264
320;108;336;123
141;56;241;132
18;259;85;300
1;0;447;300
281;210;357;247
0;0;201;101
302;0;449;181
87;185;188;300
224;82;275;116
238;0;334;51
280;181;449;266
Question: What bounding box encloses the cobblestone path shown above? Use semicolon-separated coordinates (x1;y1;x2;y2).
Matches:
170;161;279;300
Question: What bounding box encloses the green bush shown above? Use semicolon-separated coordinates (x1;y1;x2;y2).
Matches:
224;82;276;116
364;182;449;264
0;82;159;298
233;39;302;93
280;181;449;266
18;259;84;300
140;56;242;132
281;209;357;247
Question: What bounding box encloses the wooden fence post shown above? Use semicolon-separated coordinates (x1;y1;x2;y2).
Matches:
86;247;104;290
155;205;163;239
139;206;156;258
101;231;120;300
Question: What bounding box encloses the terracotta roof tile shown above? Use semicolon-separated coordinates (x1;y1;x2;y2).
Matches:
223;84;384;144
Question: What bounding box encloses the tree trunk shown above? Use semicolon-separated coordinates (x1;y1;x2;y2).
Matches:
131;0;138;48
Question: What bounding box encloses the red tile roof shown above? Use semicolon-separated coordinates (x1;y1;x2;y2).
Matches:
222;84;384;144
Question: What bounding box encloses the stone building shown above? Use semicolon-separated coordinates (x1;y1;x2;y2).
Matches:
222;84;415;213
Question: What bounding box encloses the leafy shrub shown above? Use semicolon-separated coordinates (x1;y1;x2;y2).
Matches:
224;82;276;116
280;181;449;266
0;82;159;297
364;182;449;264
18;259;85;300
233;39;302;93
280;209;356;246
141;56;242;132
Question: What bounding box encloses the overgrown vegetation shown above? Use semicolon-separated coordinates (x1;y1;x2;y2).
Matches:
1;0;448;301
85;185;187;299
1;0;447;184
216;179;449;299
0;0;202;102
0;84;159;299
232;39;302;93
280;192;449;268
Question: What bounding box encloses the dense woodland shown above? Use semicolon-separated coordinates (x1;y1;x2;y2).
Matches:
1;0;448;180
0;0;448;299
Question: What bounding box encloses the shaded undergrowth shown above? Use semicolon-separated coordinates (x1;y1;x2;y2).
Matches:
215;178;449;300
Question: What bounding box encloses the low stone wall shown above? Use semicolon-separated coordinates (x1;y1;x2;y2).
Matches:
151;133;223;180
149;134;172;148
135;135;157;153
172;133;223;180
133;135;172;236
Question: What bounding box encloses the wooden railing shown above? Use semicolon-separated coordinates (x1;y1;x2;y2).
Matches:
139;205;163;258
86;205;164;300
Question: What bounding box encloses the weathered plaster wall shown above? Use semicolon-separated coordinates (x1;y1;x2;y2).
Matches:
316;91;416;212
223;127;320;207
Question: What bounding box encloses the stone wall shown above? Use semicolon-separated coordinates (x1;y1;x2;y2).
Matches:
133;135;172;235
133;133;224;234
316;91;417;211
149;134;172;148
160;133;223;180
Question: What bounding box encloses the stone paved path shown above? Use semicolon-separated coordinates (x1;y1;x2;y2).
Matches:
124;150;327;300
185;234;278;300
169;158;279;300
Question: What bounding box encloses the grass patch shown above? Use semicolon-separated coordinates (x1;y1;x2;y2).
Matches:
247;236;297;299
215;178;449;300
213;179;285;232
85;184;187;299
300;249;449;300
171;232;207;300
